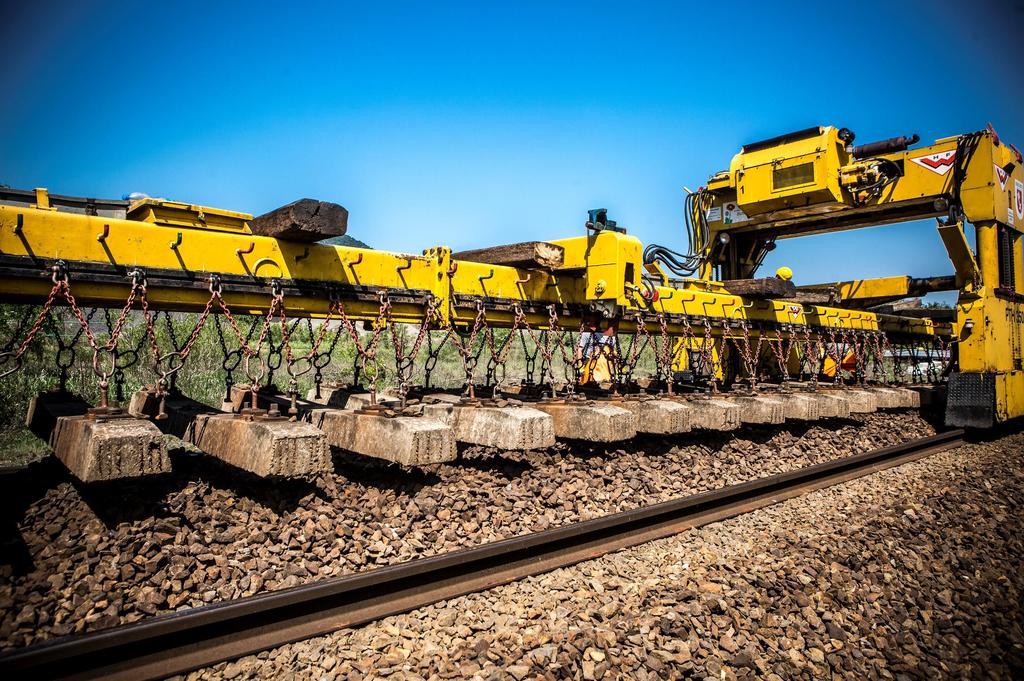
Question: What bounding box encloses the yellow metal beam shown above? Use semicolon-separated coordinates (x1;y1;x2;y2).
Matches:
0;203;950;340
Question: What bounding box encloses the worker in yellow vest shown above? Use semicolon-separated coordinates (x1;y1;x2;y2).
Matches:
576;315;618;384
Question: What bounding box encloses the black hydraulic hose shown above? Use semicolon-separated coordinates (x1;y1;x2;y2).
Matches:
851;134;919;159
951;131;983;208
644;188;711;276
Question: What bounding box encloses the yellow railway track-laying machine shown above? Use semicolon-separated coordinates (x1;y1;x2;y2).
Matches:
0;123;1020;482
669;123;1024;427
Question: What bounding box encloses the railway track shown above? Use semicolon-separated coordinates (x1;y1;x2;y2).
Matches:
0;429;965;681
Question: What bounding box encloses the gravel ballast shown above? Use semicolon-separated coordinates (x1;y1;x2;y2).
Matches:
183;428;1024;680
0;412;933;649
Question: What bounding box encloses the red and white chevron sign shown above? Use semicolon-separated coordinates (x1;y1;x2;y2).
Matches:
910;150;957;176
995;163;1010;191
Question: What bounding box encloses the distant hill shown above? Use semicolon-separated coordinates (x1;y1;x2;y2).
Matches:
321;234;371;249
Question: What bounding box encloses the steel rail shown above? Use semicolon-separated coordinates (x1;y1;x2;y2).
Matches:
0;429;965;681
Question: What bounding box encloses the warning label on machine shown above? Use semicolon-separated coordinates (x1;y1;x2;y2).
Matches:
910;150;957;176
723;202;748;224
705;206;722;222
995;163;1010;190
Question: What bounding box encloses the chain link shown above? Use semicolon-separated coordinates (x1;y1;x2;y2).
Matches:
617;312;651;388
766;326;794;383
727;318;764;391
440;301;488;398
387;295;438;406
697;317;721;393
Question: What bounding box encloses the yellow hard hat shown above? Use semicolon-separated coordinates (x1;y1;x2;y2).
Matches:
775;266;793;281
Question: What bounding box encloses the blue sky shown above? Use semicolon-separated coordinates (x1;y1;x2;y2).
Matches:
3;1;1022;304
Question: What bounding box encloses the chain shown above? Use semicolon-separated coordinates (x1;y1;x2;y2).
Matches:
311;314;346;398
652;313;677;394
548;306;580;396
439;301;488;398
810;328;825;386
697;317;721;393
483;306;537;390
618;312;651;388
275;297;342;415
824;327;846;386
104;307;146;403
765;326;794;383
159;312;182;391
138;279;265;416
513;304;557;395
330;290;392;402
388;295;438;406
214;313;240;400
159;297;218;404
841;329;855;385
934;334;954;378
214;313;260;400
265;316;302;385
213;285;284;397
796;326;811;382
519;328;539;385
924;341;938;383
1;305;39;354
538;328;554;392
1;263;957;411
677;314;700;388
863;331;886;383
421;328;448;389
0;271;77;381
837;329;854;385
890;342;907;384
729;318;763;391
912;343;923;383
471;325;489;385
852;331;868;385
48;307;97;390
0;265;150;410
83;270;145;407
794;325;819;385
264;319;284;386
879;332;893;383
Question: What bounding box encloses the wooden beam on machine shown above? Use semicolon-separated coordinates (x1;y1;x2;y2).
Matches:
249;198;349;242
452;241;565;269
721;277;795;299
